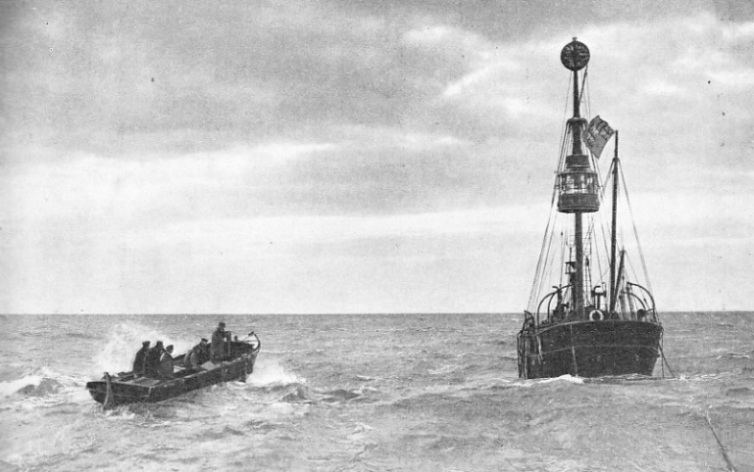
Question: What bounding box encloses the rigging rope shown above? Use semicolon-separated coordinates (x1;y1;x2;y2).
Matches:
528;201;558;310
527;75;574;311
618;160;654;298
579;66;589;113
595;159;615;290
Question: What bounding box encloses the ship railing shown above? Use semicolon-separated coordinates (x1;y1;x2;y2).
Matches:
535;285;571;325
626;282;659;323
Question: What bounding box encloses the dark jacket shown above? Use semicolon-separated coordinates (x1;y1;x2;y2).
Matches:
211;328;228;361
132;347;149;376
188;343;209;369
145;344;163;377
159;352;174;379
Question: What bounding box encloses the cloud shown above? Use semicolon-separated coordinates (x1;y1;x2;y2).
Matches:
2;142;339;231
3;2;428;151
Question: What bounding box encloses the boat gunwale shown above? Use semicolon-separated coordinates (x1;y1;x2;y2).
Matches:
86;334;261;406
521;319;663;336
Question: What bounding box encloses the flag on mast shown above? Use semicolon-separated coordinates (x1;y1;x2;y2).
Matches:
582;115;614;158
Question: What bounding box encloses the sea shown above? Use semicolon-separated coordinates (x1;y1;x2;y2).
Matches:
1;313;753;472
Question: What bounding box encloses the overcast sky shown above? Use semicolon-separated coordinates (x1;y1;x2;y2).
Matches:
1;0;753;314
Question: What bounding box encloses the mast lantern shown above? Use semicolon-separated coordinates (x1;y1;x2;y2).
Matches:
557;167;600;213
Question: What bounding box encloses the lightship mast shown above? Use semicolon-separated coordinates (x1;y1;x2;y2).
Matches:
557;38;599;319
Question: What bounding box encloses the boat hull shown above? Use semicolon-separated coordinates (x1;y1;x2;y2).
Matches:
517;320;662;379
86;340;260;408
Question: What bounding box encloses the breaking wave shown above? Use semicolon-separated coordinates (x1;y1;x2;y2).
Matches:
0;367;91;407
93;322;195;376
248;358;304;389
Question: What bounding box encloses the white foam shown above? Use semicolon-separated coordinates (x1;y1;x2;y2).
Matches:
248;358;305;387
513;374;586;388
92;322;195;375
0;365;87;398
0;375;43;397
539;374;585;385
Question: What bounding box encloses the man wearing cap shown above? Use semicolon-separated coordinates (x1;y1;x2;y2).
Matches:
132;341;150;377
211;322;230;362
187;338;210;370
159;345;175;379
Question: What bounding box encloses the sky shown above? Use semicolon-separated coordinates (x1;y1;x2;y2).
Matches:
1;0;753;314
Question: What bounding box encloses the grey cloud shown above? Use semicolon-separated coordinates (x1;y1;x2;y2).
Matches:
1;1;502;156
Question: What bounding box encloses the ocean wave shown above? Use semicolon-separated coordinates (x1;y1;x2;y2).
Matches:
102;406;139;421
460;374;516;391
534;374;585;385
0;367;88;399
507;374;585;388
353;374;381;382
0;375;51;398
0;372;93;416
280;384;316;404
243;418;282;432
715;352;752;360
320;388;363;403
93;322;196;376
248;358;305;389
427;364;461;376
583;374;662;384
724;386;752;397
673;372;740;382
14;377;63;397
62;332;100;340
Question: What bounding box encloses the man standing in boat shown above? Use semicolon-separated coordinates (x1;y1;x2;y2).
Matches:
211;322;231;362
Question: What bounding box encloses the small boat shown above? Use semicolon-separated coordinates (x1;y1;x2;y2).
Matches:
86;331;261;409
517;39;664;379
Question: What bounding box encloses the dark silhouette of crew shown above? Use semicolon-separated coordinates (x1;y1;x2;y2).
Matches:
187;338;210;370
211;322;230;362
159;345;175;379
132;341;150;376
145;341;165;378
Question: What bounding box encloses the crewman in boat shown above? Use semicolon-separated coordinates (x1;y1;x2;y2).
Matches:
211;322;231;362
132;341;150;377
159;345;175;379
187;338;210;370
145;340;165;378
201;338;210;359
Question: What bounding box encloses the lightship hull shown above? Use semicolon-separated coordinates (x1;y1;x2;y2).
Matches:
517;321;662;379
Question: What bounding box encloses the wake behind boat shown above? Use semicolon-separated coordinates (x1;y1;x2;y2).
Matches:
517;39;665;379
86;325;261;409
